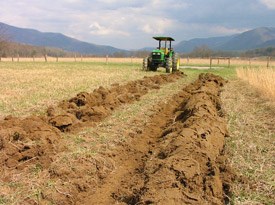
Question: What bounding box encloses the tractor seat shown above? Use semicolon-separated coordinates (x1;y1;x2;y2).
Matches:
161;47;169;55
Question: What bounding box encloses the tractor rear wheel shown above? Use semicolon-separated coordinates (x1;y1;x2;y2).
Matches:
172;53;180;72
166;57;172;73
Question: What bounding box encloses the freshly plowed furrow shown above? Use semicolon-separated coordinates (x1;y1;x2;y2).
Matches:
47;72;184;132
80;73;234;205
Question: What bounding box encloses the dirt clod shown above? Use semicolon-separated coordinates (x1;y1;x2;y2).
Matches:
0;116;62;170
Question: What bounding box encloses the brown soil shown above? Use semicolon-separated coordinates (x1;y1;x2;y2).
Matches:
78;73;234;205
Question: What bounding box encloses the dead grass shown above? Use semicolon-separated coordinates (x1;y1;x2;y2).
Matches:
222;79;275;205
236;67;275;101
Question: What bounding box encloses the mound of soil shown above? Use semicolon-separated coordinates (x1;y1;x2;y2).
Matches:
47;72;184;132
131;73;231;204
0;116;62;171
81;73;234;205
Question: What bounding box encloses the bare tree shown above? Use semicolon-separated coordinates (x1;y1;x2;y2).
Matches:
0;23;11;58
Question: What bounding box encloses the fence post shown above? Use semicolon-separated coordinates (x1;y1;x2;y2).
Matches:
81;55;83;62
33;56;35;62
267;57;270;68
187;56;189;64
17;54;19;62
56;56;58;62
228;58;230;67
106;55;109;64
44;54;48;62
210;57;212;69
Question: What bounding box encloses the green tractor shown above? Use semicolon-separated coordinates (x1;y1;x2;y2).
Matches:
143;37;180;73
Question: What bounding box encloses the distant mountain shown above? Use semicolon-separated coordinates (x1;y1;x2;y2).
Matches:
174;36;235;53
0;22;126;55
175;27;275;53
2;22;275;55
218;27;275;50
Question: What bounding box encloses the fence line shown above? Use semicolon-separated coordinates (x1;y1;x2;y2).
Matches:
181;57;274;68
0;56;273;67
0;56;143;63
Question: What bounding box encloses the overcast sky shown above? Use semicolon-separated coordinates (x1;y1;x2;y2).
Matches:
1;0;275;49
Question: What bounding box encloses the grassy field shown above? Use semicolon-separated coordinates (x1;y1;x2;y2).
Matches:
222;79;274;205
0;60;274;204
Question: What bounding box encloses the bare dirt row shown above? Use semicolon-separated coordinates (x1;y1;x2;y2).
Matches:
80;73;234;205
47;72;184;132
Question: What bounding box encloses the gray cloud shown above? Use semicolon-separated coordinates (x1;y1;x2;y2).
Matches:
0;0;274;49
260;0;275;9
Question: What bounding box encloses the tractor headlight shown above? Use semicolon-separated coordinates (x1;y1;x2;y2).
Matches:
157;53;161;55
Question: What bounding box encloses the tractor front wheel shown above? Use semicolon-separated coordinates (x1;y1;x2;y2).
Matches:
166;57;172;73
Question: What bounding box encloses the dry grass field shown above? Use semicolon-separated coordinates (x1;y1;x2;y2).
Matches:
222;79;274;205
236;67;275;101
0;59;274;204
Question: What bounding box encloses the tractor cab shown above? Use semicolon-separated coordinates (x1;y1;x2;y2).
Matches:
143;36;179;73
153;36;174;56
